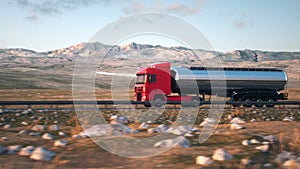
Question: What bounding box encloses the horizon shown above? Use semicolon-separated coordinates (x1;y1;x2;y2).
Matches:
1;41;299;53
1;0;300;52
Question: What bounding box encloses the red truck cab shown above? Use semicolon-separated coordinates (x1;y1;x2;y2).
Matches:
134;62;197;107
134;62;171;102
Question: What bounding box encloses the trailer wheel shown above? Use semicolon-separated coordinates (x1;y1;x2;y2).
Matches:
232;98;241;107
266;98;276;107
254;98;264;108
191;97;200;107
243;97;252;108
152;95;165;107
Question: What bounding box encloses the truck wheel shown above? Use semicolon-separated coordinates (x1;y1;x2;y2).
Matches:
254;98;264;108
266;98;276;107
191;97;200;107
153;95;165;107
243;98;252;108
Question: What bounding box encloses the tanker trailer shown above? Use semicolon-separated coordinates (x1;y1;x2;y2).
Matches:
134;62;288;107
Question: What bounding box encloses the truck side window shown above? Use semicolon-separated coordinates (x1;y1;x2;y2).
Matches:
148;74;156;83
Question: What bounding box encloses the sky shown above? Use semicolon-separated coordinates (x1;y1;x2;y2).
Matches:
0;0;299;52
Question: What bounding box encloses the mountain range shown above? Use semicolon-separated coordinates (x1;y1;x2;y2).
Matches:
0;42;299;89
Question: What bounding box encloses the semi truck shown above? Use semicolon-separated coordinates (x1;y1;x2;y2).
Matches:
134;62;288;107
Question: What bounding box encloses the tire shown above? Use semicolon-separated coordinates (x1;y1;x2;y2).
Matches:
232;98;241;108
254;98;264;108
191;97;200;107
266;98;276;107
153;95;165;107
243;97;252;108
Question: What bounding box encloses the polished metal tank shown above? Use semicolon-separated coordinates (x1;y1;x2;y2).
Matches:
170;66;287;94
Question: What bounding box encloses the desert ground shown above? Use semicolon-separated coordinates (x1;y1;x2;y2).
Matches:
0;89;300;169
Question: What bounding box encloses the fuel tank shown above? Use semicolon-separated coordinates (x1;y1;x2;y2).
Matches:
170;66;287;94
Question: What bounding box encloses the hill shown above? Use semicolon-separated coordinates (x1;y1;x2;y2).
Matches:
0;42;299;89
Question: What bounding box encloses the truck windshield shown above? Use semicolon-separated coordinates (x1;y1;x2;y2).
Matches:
136;74;146;84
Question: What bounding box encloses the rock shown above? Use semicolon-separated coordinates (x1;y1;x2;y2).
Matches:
110;115;129;125
191;127;200;132
196;156;213;165
200;118;217;127
227;114;233;120
147;128;156;134
32;125;46;131
172;128;185;135
18;146;35;156
250;139;261;144
48;125;60;131
240;158;254;166
30;147;56;161
7;145;22;154
29;132;41;136
230;117;245;124
175;136;191;148
138;122;149;129
263;163;273;168
54;139;67;147
250;119;256;122
255;144;269;152
259;135;277;143
42;133;55;140
1;137;9;141
155;124;169;133
21;121;28;126
242;140;251;146
58;131;66;136
3;124;11;129
154;139;175;148
146;120;153;124
275;151;298;164
21;109;31;115
230;123;245;130
79;124;138;137
212;148;233;161
17;130;27;135
72;134;82;139
283;117;294;122
184;133;194;137
282;159;300;169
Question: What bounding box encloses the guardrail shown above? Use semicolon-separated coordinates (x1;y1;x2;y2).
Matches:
0;100;300;106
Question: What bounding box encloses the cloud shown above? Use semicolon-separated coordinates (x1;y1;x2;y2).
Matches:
123;2;145;14
165;4;200;15
15;0;110;21
122;0;206;16
25;14;39;21
13;0;205;22
233;20;247;29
